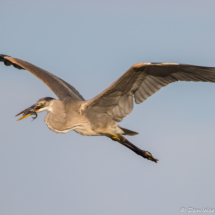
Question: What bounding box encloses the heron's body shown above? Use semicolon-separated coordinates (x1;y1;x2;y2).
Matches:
1;54;215;163
42;98;123;136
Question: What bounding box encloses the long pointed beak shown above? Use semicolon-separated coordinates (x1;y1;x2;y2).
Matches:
16;104;37;121
17;113;32;121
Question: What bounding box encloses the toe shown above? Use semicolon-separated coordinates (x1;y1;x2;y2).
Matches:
143;151;158;163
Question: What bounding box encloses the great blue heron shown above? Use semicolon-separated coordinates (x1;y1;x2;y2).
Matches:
1;54;215;163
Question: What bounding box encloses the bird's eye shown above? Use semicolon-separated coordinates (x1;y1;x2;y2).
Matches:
39;102;46;106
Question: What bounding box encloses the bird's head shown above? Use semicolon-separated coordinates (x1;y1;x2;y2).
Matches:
16;97;55;121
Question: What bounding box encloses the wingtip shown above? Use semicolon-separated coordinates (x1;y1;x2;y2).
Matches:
0;54;12;66
0;54;24;70
0;54;8;62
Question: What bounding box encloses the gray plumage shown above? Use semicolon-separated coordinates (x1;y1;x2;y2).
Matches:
1;54;215;163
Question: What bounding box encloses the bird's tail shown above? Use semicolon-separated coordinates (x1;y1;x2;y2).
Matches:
119;126;138;136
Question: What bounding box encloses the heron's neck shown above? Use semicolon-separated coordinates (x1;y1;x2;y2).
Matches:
44;100;68;133
44;98;86;134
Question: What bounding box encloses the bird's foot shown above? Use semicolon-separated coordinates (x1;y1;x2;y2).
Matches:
140;150;158;163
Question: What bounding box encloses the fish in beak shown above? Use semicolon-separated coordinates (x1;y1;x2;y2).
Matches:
16;104;45;121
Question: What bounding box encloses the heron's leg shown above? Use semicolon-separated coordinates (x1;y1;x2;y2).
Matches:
108;135;158;163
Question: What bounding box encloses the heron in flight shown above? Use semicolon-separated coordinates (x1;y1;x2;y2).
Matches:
1;54;215;163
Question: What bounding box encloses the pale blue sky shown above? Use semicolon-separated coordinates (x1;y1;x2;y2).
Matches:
1;1;215;214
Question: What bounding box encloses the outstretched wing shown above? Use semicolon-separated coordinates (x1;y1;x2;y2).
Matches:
0;54;84;101
82;63;215;122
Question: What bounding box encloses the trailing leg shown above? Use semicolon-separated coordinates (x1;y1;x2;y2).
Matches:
108;135;158;163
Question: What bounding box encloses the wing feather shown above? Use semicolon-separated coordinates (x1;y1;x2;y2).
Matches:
82;63;215;122
0;55;84;101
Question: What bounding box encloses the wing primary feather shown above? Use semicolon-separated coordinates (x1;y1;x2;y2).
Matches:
134;90;146;104
147;76;163;89
144;78;158;93
0;55;85;101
